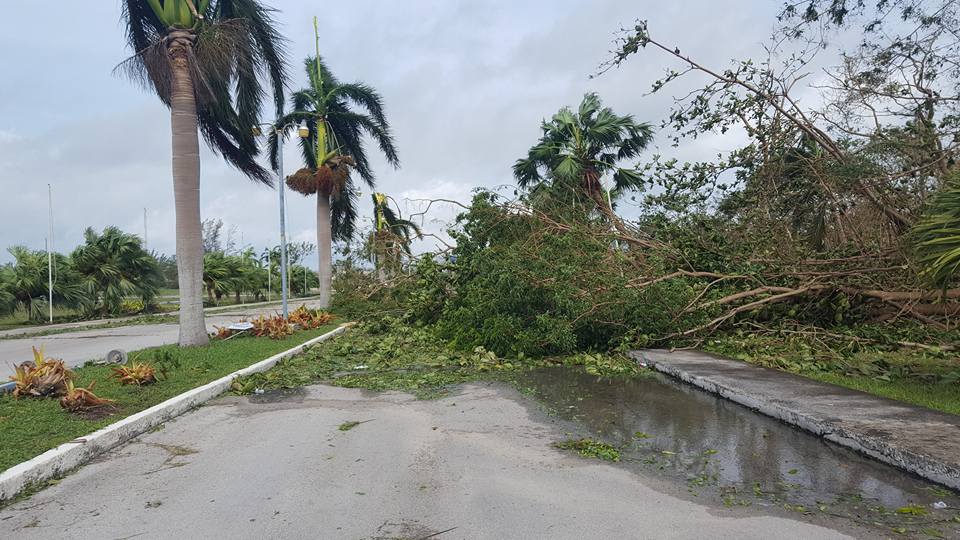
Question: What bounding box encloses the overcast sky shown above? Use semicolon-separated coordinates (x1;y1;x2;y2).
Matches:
0;1;788;269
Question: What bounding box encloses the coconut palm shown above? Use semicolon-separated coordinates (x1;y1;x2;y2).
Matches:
119;0;288;345
71;227;162;316
269;17;399;308
367;192;421;281
513;93;653;220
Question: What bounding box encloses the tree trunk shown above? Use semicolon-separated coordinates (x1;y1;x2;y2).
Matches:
168;30;208;346
317;192;333;308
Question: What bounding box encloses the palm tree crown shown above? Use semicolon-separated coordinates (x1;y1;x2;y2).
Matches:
367;193;421;280
120;0;288;182
271;54;399;240
370;193;422;255
513;92;653;214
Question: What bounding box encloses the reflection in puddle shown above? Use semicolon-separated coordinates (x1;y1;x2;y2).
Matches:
513;367;960;534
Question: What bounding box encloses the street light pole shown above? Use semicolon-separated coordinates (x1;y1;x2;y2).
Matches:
276;129;290;319
255;121;308;317
47;184;54;324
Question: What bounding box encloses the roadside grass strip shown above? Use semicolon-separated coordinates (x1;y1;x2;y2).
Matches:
0;322;346;501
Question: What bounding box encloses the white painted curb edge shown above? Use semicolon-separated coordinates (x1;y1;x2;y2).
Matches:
0;324;350;501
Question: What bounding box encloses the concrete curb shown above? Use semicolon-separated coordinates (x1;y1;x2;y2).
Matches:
631;350;960;490
0;324;350;502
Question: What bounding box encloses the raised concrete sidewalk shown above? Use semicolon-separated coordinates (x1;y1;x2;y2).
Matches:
630;349;960;490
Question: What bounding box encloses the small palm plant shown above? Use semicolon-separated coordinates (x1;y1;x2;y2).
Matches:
914;173;960;288
1;247;83;321
367;193;422;281
269;17;398;307
71;227;162;316
513;93;652;220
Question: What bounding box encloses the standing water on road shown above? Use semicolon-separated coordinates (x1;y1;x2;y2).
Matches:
513;367;960;536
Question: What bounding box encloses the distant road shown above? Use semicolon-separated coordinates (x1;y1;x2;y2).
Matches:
0;299;325;379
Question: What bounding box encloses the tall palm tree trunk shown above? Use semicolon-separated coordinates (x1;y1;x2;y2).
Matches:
169;30;208;346
317;192;333;308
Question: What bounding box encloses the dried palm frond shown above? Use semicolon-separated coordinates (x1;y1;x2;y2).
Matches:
250;314;294;339
287;305;334;329
9;346;75;399
111;361;159;386
60;380;116;413
286;167;319;195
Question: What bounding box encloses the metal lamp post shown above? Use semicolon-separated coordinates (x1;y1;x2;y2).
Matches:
253;122;308;319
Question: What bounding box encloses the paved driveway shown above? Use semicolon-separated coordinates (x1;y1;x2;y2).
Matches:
0;383;857;539
0;300;325;379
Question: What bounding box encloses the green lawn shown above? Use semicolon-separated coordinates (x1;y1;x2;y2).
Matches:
0;307;84;331
0;323;338;473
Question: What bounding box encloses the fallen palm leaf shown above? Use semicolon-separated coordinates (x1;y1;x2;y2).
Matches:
111;361;159;386
9;346;75;399
59;380;116;413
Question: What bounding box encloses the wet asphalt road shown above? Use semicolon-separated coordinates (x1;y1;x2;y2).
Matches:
0;383;860;539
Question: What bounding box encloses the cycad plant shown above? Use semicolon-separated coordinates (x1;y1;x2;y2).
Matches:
270;17;398;307
914;172;960;288
119;0;288;345
367;193;421;281
71;227;162;316
513;93;652;220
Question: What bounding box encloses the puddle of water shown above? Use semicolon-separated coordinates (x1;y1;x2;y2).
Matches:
513;367;960;533
247;387;309;403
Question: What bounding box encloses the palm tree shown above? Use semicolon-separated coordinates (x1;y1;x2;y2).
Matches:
513;93;652;220
119;1;288;345
367;192;421;281
269;17;398;308
72;227;163;316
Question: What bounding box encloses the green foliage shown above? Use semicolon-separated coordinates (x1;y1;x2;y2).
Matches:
71;227;161;317
0;247;83;321
121;0;288;181
367;192;422;278
554;438;621;462
338;420;361;431
412;194;702;356
269;51;399;241
914;172;960;288
232;316;655;400
514;92;652;216
562;353;649;378
289;265;319;296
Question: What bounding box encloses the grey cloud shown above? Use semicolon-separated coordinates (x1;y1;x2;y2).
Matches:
1;0;794;268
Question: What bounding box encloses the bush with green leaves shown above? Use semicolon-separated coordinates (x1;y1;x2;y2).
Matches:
407;193;704;356
71;227;161;317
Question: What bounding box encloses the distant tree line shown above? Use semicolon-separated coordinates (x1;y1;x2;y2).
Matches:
0;222;319;322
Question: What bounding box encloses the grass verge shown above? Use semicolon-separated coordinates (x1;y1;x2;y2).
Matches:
0;323;338;473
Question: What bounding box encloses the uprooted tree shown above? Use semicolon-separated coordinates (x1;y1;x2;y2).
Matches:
333;0;959;357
